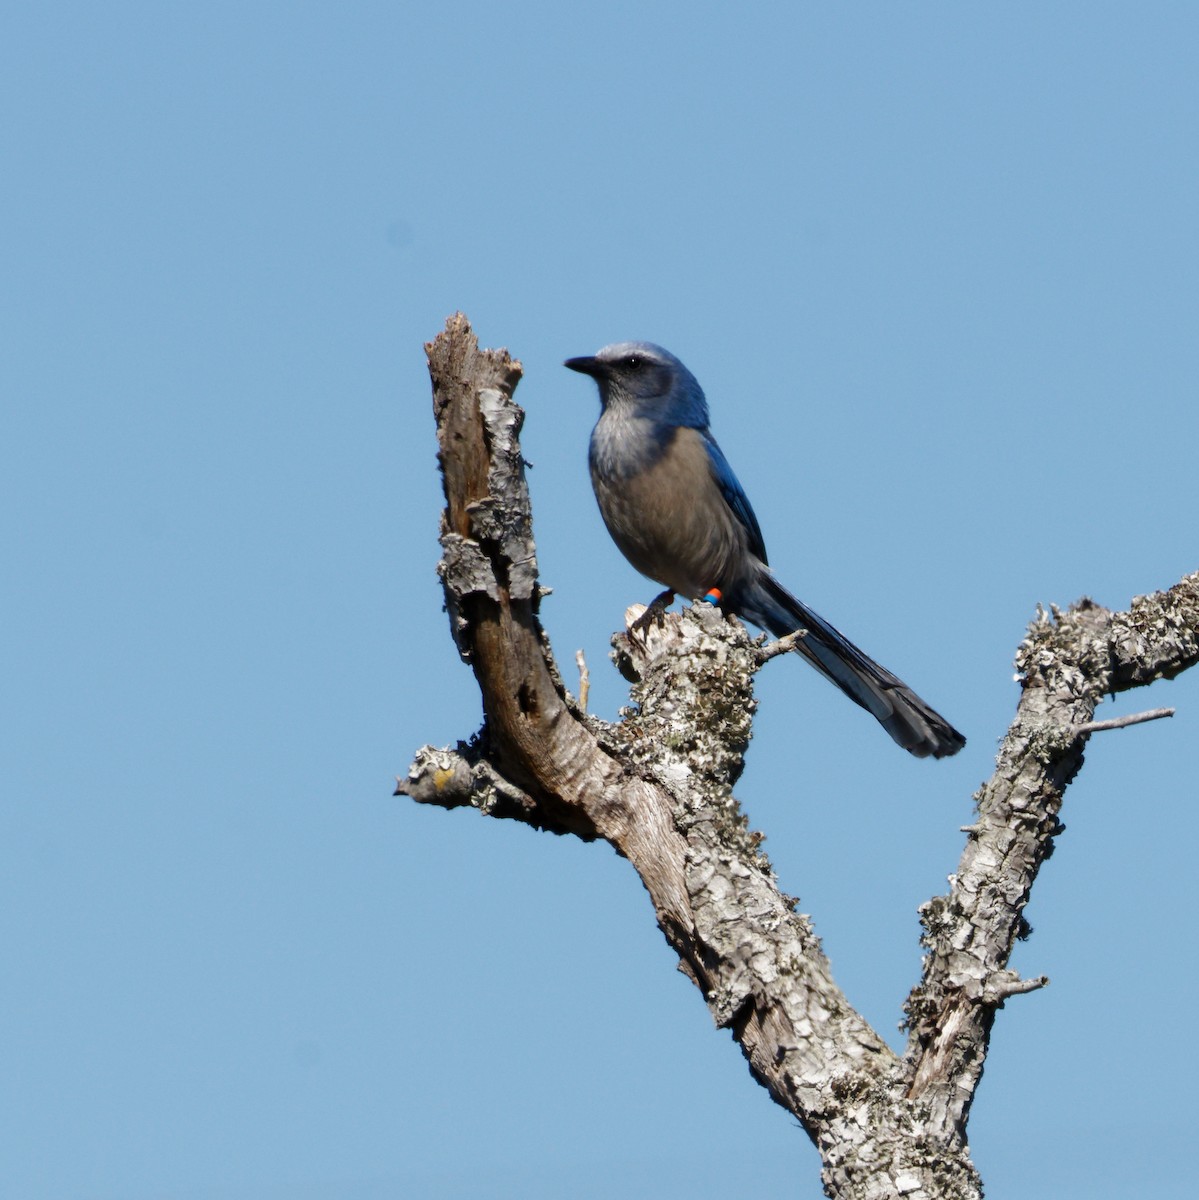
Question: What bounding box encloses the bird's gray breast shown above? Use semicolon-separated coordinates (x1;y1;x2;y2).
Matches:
588;418;754;598
588;411;665;481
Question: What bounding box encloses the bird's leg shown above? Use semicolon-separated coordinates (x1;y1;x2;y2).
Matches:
629;588;676;639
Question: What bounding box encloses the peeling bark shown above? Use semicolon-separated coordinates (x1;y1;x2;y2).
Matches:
398;313;1199;1200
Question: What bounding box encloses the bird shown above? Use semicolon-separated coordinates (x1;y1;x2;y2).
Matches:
564;341;965;759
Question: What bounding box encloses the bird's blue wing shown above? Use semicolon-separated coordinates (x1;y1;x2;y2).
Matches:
701;430;768;565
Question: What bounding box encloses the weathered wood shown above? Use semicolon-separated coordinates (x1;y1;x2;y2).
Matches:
399;313;1199;1200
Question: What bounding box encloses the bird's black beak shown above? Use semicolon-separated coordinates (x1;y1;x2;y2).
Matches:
564;355;604;378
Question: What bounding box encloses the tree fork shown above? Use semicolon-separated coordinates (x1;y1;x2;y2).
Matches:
398;313;1199;1200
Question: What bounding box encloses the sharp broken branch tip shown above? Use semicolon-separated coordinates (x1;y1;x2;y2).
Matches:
575;649;590;713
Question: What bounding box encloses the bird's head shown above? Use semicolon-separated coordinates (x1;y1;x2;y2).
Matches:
564;341;708;427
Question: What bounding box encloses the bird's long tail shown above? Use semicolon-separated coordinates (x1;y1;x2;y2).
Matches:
737;572;965;759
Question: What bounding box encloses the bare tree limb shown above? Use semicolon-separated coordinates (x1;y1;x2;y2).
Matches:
399;314;1199;1200
902;580;1199;1139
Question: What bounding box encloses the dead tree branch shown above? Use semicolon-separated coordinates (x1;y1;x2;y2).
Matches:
903;581;1199;1142
398;314;1199;1200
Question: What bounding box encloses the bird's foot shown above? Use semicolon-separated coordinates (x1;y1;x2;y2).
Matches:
629;589;676;642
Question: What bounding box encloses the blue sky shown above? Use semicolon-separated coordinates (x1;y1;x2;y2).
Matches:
3;4;1197;1197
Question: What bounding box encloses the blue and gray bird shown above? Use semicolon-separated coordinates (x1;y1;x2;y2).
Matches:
565;341;965;759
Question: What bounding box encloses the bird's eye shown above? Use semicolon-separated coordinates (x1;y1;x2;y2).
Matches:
623;355;643;370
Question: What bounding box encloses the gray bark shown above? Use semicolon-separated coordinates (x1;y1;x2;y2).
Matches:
398;313;1199;1200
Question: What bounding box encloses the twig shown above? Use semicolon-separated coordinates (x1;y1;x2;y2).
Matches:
757;628;807;663
1074;707;1175;735
575;649;590;713
983;971;1049;1004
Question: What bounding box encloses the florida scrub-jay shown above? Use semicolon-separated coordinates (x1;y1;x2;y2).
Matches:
565;341;964;759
